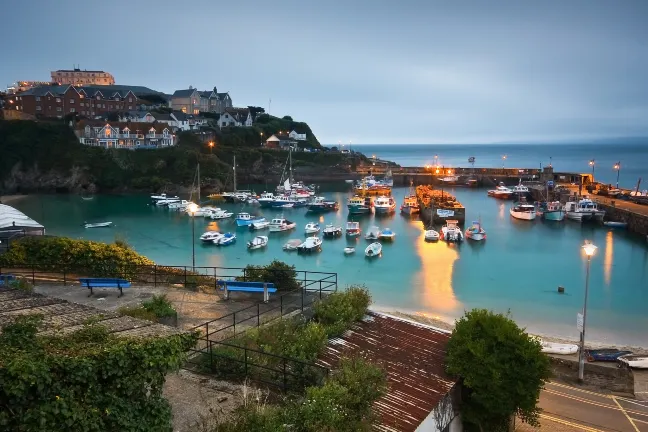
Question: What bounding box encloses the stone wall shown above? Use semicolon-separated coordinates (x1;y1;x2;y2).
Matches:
597;202;648;236
549;356;634;395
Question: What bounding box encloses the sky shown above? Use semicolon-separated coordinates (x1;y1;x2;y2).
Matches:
2;0;648;145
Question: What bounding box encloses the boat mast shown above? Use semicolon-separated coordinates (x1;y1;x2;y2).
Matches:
233;156;237;192
289;147;294;184
197;163;201;203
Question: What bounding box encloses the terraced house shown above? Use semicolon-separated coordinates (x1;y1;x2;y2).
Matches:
171;87;232;114
75;120;175;149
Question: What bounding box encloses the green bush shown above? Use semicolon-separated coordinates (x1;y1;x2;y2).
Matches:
313;285;371;336
237;260;301;292
0;315;198;432
119;295;176;322
9;277;33;294
118;306;157;322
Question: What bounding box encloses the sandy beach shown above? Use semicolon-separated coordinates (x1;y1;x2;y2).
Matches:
0;195;28;204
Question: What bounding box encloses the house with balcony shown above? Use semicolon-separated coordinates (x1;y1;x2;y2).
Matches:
75;120;175;149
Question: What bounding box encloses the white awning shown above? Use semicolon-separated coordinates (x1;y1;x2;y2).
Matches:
0;204;44;231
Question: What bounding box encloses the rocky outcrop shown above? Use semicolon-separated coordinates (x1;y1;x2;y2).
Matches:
2;163;93;194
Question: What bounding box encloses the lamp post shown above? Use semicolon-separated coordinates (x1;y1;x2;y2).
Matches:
589;159;595;183
578;242;597;382
260;132;263;146
187;203;198;271
614;162;621;189
208;141;214;154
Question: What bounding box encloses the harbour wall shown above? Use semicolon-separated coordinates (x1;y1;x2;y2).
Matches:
549;356;634;395
597;202;648;236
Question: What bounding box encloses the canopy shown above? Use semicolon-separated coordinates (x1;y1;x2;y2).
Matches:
0;204;45;233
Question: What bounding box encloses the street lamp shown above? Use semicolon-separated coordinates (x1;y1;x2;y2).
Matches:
208;141;214;154
187;203;199;270
614;162;621;189
502;155;507;169
589;159;595;183
578;242;597;382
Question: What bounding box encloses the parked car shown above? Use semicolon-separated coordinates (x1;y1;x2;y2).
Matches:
585;348;632;362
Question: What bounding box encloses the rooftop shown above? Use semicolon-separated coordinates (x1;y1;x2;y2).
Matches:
53;69;110;74
317;312;456;432
0;204;44;232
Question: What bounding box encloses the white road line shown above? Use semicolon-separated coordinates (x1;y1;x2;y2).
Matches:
613;397;640;432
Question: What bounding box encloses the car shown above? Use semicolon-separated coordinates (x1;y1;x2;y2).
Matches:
585;348;633;362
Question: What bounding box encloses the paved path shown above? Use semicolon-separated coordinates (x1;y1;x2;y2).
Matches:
518;381;648;431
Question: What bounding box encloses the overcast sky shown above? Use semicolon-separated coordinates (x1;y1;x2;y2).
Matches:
2;0;647;144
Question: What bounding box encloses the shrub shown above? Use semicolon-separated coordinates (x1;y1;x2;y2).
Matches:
9;277;33;294
118;295;176;322
314;285;371;337
237;260;301;292
118;306;157;322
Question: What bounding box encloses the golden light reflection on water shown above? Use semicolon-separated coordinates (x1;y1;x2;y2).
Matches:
413;226;460;313
498;203;505;220
604;230;613;286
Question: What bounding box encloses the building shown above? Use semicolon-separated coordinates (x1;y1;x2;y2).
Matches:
75;120;175;149
172;87;232;114
217;107;253;128
116;110;207;132
6;81;56;94
288;130;307;141
51;68;115;86
0;204;45;237
265;134;280;149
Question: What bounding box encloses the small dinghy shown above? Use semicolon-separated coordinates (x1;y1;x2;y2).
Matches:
365;242;382;257
215;233;236;246
81;196;94;201
247;235;268;250
604;221;627;228
283;239;302;251
539;340;578;355
305;222;321;234
365;226;380;240
617;354;648;369
465;221;486;241
424;230;440;242
344;247;355;254
379;228;396;241
298;236;322;253
84;222;113;228
251;220;270;230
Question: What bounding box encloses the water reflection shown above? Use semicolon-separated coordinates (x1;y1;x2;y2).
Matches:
414;231;460;312
604;230;614;286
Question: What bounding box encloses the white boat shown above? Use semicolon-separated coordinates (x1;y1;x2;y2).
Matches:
374;196;396;214
345;179;354;184
283;239;302;251
258;192;276;207
200;231;223;243
210;210;234;220
247;198;260;205
167;199;193;210
344;247;355;254
247;235;268;250
441;220;464;242
298;236;322;253
424;230;440;242
215;232;236;246
200;207;222;218
323;224;342;237
365;242;382;257
279;203;294;208
617;354;648;369
345;221;361;237
269;218;296;232
84;222;113;228
151;193;179;203
440;176;459;184
487;184;513;199
604;221;627;228
465;221;486;241
539;340;579;355
511;182;529;197
378;228;396;241
156;197;182;207
564;198;605;222
305;222;321;234
365;226;380;240
251;220;270;230
510;203;537;221
271;195;297;208
81;196;94;201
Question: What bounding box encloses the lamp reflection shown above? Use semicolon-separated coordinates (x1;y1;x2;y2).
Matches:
414;232;459;312
604;230;613;286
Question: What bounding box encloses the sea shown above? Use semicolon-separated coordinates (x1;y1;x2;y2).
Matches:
10;143;648;347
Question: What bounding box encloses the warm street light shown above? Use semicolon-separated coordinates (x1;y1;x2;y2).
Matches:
187;203;199;270
614;162;621;188
578;241;597;382
502;154;507;169
435;168;440;174
589;159;595;183
208;141;214;154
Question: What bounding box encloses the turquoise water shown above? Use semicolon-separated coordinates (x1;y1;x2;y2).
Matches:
12;189;648;346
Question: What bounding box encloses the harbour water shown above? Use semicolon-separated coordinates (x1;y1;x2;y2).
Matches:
12;186;648;347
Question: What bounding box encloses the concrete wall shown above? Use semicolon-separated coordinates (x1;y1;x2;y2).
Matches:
549;356;634;395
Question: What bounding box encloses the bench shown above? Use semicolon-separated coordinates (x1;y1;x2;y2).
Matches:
79;278;131;297
216;280;277;302
0;274;16;286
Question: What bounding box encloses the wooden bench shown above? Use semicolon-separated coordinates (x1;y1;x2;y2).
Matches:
216;280;277;302
0;274;16;286
78;278;131;297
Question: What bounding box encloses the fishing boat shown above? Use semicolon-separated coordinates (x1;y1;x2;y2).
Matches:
271;195;297;208
247;235;268;250
440;176;459;185
283;239;302;251
465;221;486;241
365;242;382;257
539;201;565;221
200;231;223;243
200;207;222;218
539;340;579;355
258;192;276;207
487;184;513;199
84;222;113;229
378;228;396;241
323;224;342;237
305;222;321;234
291;198;309;208
604;221;627;228
344;247;355;254
297;236;322;253
236;213;264;227
215;232;236;246
564;198;605;222
167;199;193;210
156;197;182;207
617;354;648;369
210;210;234;220
269;218;296;232
345;221;361;237
374;196;396;214
347;195;374;215
510;181;530;199
424;230;440;242
365;226;380;240
400;184;420;214
510;203;537;221
440;220;464;242
307;196;339;213
150;193;179;204
251;220;270;230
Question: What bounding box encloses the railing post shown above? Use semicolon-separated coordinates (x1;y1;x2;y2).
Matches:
283;357;287;391
205;322;209;343
32;264;35;284
209;341;214;372
154;265;157;287
301;283;304;310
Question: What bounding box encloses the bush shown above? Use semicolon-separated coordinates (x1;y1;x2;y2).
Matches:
446;309;551;431
237;260;301;292
9;277;33;294
119;295;176;322
118;306;157;322
313;285;371;336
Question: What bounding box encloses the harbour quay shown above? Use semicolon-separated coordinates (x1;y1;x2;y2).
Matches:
415;185;466;228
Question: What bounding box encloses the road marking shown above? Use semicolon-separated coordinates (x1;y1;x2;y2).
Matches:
613;397;640;432
544;389;648;418
547;382;613;398
539;413;607;432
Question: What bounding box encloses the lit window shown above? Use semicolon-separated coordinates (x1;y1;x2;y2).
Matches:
70;99;74;103
56;98;60;102
181;107;187;113
105;128;111;136
193;109;199;115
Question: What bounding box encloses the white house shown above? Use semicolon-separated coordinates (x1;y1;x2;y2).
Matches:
76;120;175;149
289;130;307;141
118;111;156;123
218;107;253;128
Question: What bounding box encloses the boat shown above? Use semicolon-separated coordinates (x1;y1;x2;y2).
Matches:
440;220;464;242
271;195;297;208
307;197;339;213
290;198;309;208
344;247;355;254
539;201;565;221
510;181;530;199
487;184;513;199
251;220;270;230
297;236;322;253
365;242;382;257
283;239;302;251
200;231;223;243
365;226;380;240
151;193;179;203
603;221;628;228
378;228;396;241
465;221;486;241
269;218;296;232
323;224;342;237
424;230;440;242
247;198;260;205
510;203;537;221
279;203;294;208
345;179;354;184
81;196;94;201
564;197;605;222
305;222;321;234
345;221;361;237
167;199;193;210
258;192;276;207
539;340;579;355
247;235;268;250
200;207;222;218
236;213;264;227
215;232;236;246
374;196;396;214
440;176;459;185
210;210;234;220
400;184;420;215
156;197;182;207
617;354;648;369
84;222;113;228
347;195;374;215
585;349;633;362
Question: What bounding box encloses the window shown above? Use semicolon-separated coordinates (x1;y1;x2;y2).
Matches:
181;107;187;113
36;106;41;111
123;129;129;137
36;97;41;101
105;128;111;137
193;109;199;115
56;98;60;102
163;129;169;136
79;94;84;99
128;98;132;102
114;97;119;101
56;107;61;111
80;102;84;107
96;95;100;100
70;108;75;113
70;99;75;103
48;105;51;110
128;105;132;110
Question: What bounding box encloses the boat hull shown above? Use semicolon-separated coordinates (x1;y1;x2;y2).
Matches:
543;210;565;221
348;205;372;215
510;209;537;220
465;232;486;241
400;205;420;215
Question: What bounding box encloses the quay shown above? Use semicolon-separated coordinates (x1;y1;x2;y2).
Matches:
415;185;466;228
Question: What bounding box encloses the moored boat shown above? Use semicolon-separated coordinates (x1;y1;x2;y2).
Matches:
84;221;113;229
364;226;380;240
345;221;361;237
465;221;486;241
251;220;270;230
564;198;605;223
347;195;374;214
424;230;440;242
297;236;322;253
200;231;223;243
374;196;396;214
307;196;339;213
487;183;513;199
510;203;536;221
258;192;276;207
283;239;302;251
269;218;296;232
400;192;420;215
603;221;627;228
378;228;396;241
344;247;355;254
440;220;464;242
323;224;342;237
215;232;236;246
210;210;234;220
539;201;565;221
247;235;268;250
365;242;382;257
236;213;264;227
305;222;321;234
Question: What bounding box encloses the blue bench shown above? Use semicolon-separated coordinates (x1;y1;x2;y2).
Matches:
216;280;277;302
79;278;131;297
0;274;16;286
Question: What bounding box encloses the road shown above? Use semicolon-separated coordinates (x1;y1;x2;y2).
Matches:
517;381;648;431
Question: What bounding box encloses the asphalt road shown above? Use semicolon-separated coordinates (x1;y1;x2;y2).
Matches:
522;381;648;431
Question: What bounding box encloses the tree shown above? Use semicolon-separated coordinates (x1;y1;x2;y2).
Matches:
282;115;293;121
139;93;167;106
106;111;120;122
248;106;265;118
446;309;550;431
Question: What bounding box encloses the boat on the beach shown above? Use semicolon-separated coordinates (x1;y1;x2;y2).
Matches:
365;242;382;257
298;236;322;253
345;221;361;237
539;340;579;355
365;226;380;240
564;197;605;222
347;195;374;214
378;228;396;241
84;221;113;229
200;231;223;243
305;222;321;234
440;220;463;242
323;224;342;237
604;221;627;228
283;239;302;251
539;201;565;221
344;247;355;254
424;230;440;242
247;235;268;250
465;221;486;241
510;203;537;221
374;196;396;214
269;218;296;232
215;232;236;246
251;220;270;230
617;354;648;369
585;349;633;362
210;210;234;220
